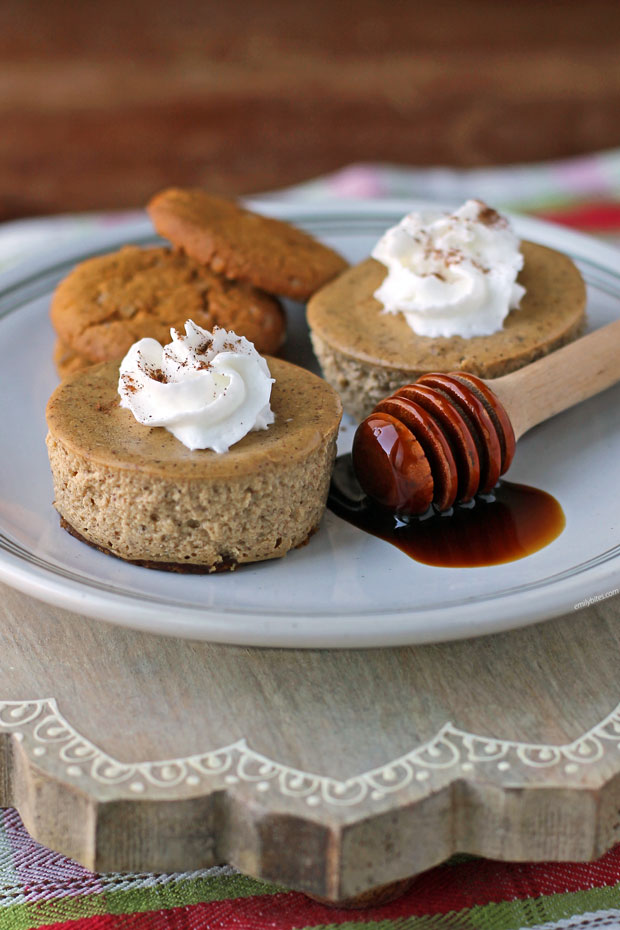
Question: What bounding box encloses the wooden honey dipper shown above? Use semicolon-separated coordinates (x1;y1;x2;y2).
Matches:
352;317;620;515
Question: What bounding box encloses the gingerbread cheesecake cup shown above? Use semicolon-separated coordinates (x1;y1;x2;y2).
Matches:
307;202;586;421
45;327;342;572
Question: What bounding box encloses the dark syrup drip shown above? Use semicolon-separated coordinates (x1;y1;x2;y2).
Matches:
327;454;565;568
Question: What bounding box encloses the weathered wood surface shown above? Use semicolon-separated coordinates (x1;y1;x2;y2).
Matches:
1;581;620;900
1;0;620;220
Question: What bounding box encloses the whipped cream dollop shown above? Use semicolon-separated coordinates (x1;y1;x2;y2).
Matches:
371;199;525;338
118;321;275;452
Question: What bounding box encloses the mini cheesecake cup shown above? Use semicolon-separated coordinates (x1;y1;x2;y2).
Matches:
45;357;342;572
307;241;587;422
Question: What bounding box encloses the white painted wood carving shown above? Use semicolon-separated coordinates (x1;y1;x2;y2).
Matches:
3;697;620;807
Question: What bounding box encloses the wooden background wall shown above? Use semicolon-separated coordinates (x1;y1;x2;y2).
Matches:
1;0;619;220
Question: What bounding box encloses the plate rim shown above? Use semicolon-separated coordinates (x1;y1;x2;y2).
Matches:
1;199;619;647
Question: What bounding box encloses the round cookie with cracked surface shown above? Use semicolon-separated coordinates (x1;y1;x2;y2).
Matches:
147;187;348;300
45;357;342;572
53;339;90;379
307;241;587;422
50;245;285;365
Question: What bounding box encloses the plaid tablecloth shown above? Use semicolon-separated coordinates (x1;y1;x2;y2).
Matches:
3;150;620;929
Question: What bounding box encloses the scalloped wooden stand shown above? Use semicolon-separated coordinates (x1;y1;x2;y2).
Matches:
2;582;620;902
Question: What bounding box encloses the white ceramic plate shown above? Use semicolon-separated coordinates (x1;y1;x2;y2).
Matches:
1;200;620;647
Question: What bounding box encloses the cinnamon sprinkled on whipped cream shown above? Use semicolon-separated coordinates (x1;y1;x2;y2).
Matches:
371;200;525;339
118;321;274;452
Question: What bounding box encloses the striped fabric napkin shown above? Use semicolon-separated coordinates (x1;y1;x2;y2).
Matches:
1;808;620;929
255;148;620;239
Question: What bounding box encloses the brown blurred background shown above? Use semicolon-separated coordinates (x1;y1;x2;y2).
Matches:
1;0;619;221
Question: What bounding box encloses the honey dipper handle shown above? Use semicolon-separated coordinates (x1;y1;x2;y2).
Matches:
487;317;620;440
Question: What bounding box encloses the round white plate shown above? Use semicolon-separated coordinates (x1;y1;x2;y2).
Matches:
1;200;619;647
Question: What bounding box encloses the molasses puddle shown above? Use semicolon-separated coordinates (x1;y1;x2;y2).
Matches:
328;454;565;568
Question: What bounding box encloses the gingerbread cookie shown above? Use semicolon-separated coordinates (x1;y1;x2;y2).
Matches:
53;339;90;379
147;188;348;300
50;245;285;365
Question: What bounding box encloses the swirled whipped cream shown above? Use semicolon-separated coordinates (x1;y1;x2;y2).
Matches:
118;321;275;452
372;200;525;338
